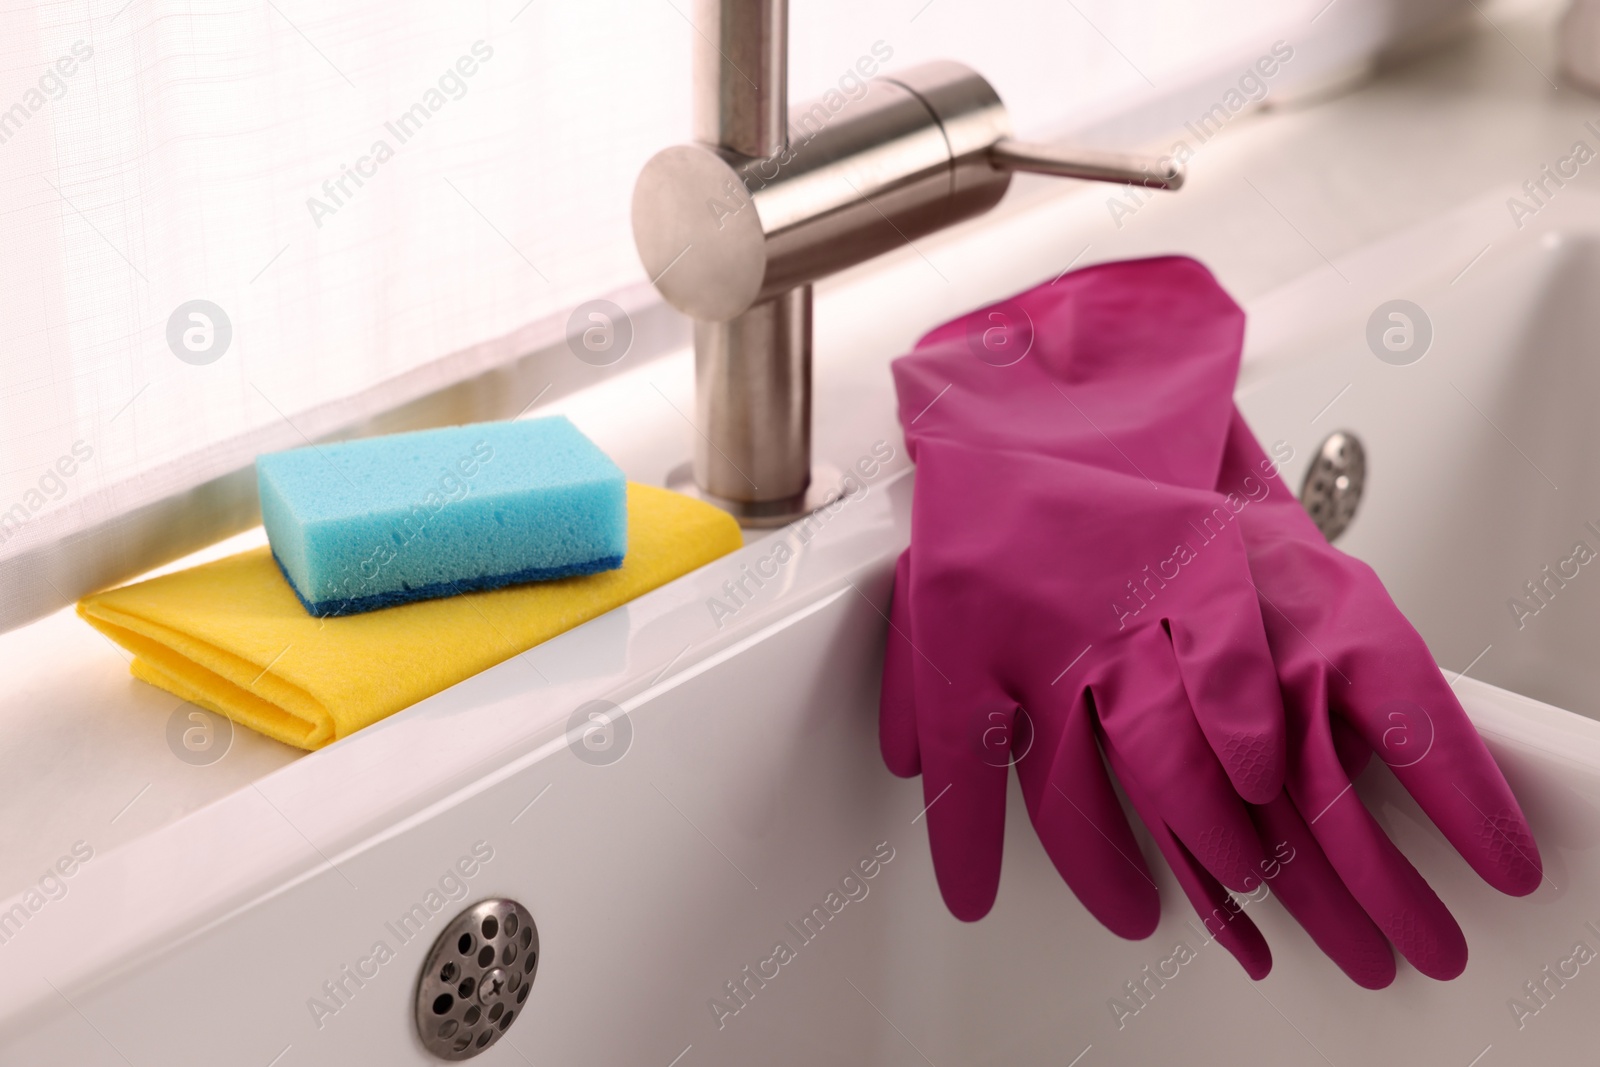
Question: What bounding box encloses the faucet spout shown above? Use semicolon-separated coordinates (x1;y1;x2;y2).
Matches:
635;1;1183;525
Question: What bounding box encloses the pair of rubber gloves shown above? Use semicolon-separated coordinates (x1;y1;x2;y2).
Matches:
882;257;1541;986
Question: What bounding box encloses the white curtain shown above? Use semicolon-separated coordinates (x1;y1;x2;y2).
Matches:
2;1;688;556
0;0;1456;625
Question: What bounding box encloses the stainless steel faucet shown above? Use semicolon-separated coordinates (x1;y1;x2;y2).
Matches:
633;0;1183;526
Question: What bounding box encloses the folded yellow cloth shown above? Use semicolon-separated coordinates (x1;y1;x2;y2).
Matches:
78;484;741;750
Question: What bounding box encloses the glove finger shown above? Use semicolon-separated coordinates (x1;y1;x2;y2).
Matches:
1249;791;1395;989
1290;698;1468;980
1107;742;1272;979
1094;630;1268;893
880;550;921;777
1014;681;1159;940
1167;594;1286;802
914;640;1011;922
1224;404;1540;897
1336;625;1542;897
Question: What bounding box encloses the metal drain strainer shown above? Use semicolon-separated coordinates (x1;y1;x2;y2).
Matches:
415;899;539;1060
1299;431;1366;543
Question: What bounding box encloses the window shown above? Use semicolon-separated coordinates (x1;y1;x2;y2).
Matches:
0;0;1436;629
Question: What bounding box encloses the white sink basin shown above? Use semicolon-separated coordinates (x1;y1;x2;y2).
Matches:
9;185;1600;1065
1240;215;1600;721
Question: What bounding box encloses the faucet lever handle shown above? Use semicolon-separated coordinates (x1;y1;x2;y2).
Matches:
988;138;1184;190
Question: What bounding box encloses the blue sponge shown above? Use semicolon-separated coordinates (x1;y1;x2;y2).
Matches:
256;416;627;617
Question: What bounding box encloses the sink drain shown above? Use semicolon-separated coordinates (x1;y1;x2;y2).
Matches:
1299;431;1365;542
415;899;539;1060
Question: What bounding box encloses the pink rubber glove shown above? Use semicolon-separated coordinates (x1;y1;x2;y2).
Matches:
1214;411;1543;979
882;258;1289;942
884;256;1540;987
887;458;1397;983
893;257;1249;487
886;440;1287;942
1104;718;1398;986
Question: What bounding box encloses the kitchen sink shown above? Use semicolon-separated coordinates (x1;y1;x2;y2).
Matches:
8;186;1600;1065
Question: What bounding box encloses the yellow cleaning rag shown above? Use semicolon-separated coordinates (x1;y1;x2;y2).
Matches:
78;483;741;750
